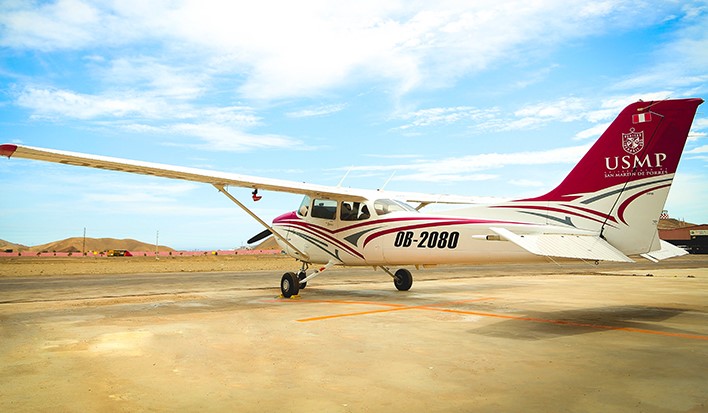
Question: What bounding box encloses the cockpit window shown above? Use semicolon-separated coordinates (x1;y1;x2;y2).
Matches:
340;201;371;221
373;199;417;215
298;196;311;217
311;199;338;220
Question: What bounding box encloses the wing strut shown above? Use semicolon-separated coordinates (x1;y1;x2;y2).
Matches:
213;184;309;261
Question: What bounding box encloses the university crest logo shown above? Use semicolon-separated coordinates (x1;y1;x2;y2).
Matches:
622;127;644;155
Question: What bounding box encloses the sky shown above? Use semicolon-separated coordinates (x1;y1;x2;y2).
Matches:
1;0;707;250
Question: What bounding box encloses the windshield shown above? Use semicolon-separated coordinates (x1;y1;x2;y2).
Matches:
373;199;417;215
297;196;311;217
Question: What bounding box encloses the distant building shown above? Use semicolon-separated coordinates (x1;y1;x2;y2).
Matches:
659;224;708;254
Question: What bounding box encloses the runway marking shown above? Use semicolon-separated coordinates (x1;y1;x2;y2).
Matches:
295;298;494;322
292;298;708;341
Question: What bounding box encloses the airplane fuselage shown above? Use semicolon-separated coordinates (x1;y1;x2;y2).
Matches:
272;197;546;266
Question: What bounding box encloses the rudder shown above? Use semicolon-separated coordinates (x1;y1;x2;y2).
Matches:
523;98;702;255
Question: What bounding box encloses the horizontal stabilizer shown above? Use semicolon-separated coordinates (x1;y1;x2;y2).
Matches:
640;240;689;262
490;227;634;263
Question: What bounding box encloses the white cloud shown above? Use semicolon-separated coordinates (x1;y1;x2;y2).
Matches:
365;154;422;159
16;87;161;120
14;86;300;151
395;106;499;130
611;8;708;91
167;123;301;152
341;144;591;184
99;57;208;100
574;123;610;140
509;179;545;187
393;172;497;183
686;145;708;154
286;104;347;118
504;98;587;130
1;1;687;100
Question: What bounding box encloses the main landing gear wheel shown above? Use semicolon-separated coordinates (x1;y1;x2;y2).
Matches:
393;268;413;291
281;272;300;298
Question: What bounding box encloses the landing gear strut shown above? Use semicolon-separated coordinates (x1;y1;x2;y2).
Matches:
297;271;307;289
280;260;337;298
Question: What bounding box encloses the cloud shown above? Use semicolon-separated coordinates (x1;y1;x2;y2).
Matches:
1;1;690;101
686;145;708;154
167;123;301;152
393;92;681;135
611;7;708;91
504;98;587;130
340;144;591;184
365;154;422;159
395;106;499;130
509;179;545;187
574;123;610;140
16;87;167;120
14;86;301;151
286;104;347;118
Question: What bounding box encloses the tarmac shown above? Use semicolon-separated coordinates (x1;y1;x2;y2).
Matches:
1;257;707;412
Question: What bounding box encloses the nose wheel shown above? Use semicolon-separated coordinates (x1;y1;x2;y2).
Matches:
393;268;413;291
281;272;300;298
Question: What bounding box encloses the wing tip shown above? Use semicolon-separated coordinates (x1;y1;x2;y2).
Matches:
0;144;18;158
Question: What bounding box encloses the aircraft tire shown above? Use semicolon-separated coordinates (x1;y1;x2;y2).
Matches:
281;272;300;298
298;271;307;289
393;268;413;291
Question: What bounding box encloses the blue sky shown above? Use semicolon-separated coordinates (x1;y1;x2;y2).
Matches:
1;1;707;250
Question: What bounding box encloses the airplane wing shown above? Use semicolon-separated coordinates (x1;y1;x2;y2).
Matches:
490;227;634;263
0;143;491;205
0;144;369;200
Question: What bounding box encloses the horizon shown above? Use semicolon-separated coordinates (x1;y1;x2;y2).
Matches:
0;235;274;252
1;2;707;250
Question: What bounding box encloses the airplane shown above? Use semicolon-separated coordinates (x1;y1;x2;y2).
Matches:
1;98;703;298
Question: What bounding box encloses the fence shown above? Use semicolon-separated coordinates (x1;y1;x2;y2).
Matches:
0;249;283;258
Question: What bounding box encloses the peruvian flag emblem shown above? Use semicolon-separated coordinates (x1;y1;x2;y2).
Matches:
632;112;652;124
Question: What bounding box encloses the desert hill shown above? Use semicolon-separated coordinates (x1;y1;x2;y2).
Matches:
2;217;699;254
254;236;280;250
0;239;30;252
657;218;696;230
27;237;174;253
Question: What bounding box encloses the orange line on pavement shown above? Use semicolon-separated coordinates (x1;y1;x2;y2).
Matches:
292;298;708;341
296;298;495;322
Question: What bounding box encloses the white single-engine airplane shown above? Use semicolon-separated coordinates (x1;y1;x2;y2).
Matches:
1;98;703;297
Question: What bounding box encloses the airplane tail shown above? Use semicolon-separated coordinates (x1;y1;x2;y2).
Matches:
508;98;703;256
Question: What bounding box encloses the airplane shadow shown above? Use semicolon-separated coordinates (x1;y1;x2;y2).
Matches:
468;305;698;341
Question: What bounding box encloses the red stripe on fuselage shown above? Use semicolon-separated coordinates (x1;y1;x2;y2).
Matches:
617;183;672;225
274;214;527;254
493;204;611;226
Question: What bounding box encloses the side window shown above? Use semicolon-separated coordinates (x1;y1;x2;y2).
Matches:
340;201;371;221
373;199;416;215
311;199;337;220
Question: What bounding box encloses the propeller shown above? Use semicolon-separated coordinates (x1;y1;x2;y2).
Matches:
247;228;272;244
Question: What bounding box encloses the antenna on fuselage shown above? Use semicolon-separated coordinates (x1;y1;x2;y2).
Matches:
379;171;396;191
337;167;353;187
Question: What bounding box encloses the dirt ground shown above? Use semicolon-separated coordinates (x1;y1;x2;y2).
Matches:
0;254;296;277
1;255;706;412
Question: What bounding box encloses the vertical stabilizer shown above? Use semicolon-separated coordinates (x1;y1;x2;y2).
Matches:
516;98;702;255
